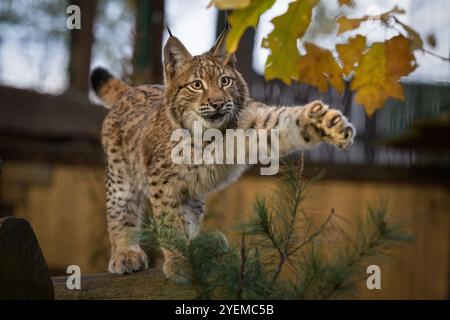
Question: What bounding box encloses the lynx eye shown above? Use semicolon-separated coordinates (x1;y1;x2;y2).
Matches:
219;76;232;88
190;80;204;91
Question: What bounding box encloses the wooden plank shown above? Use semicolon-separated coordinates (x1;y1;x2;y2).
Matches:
52;269;195;300
0;217;54;299
0;86;106;141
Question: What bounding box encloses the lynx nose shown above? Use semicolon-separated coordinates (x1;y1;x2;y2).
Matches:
209;99;226;110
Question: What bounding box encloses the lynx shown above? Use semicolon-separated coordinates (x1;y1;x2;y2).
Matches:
91;28;355;280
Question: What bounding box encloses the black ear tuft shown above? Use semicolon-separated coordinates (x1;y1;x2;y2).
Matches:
90;67;112;93
166;23;173;36
209;25;234;65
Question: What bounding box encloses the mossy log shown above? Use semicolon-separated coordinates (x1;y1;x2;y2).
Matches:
52;269;196;300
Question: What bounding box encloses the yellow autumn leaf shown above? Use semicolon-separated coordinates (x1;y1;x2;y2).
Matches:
226;0;276;53
336;35;366;76
208;0;251;10
386;35;418;77
336;15;368;35
338;0;354;7
297;43;345;94
394;17;423;50
354;81;404;115
337;6;405;35
263;0;319;84
351;36;417;115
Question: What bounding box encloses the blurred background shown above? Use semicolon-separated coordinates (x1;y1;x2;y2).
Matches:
0;0;449;299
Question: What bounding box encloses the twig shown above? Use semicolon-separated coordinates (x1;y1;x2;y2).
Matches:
422;48;450;62
288;208;336;256
236;231;246;300
270;156;305;287
391;16;450;62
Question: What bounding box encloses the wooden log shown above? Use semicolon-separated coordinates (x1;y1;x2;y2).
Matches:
0;217;54;299
52;269;196;300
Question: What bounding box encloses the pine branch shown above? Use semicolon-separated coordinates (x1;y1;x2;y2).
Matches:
139;164;413;300
288;208;335;256
236;231;246;300
309;204;413;299
270;156;305;287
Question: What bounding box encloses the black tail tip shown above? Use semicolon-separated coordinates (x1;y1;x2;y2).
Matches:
90;67;112;92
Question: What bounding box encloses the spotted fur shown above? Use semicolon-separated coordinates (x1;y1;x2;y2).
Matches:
91;29;355;279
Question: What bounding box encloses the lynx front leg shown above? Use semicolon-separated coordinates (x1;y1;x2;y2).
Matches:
298;101;355;149
241;100;355;158
150;191;205;282
105;167;148;274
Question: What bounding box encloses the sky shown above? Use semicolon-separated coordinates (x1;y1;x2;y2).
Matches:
0;0;448;94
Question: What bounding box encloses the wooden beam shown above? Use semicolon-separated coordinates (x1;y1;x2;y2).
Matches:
52;269;196;300
0;86;106;140
0;85;106;163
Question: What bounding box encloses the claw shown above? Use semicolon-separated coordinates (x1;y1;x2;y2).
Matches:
344;126;354;139
108;246;148;274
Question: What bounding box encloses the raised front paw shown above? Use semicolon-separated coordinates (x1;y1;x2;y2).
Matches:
108;245;148;274
302;101;355;149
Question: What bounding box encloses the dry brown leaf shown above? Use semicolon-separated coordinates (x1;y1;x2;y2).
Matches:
298;43;345;94
336;15;368;35
338;0;354;7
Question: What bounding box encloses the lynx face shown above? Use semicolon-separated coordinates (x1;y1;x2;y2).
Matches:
163;30;249;130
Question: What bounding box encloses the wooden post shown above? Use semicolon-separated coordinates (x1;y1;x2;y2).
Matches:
0;217;54;299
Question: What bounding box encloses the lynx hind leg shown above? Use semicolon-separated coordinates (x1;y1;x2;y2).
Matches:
105;164;148;274
301;101;355;149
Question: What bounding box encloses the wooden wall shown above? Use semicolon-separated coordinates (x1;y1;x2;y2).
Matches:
1;161;449;299
206;176;450;300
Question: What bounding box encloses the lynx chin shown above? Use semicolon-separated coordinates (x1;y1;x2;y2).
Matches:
90;27;355;281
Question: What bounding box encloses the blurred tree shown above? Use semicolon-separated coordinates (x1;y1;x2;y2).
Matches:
132;0;164;85
67;0;97;94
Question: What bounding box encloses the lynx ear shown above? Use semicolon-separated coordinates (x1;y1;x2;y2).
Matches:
163;36;192;81
209;26;236;66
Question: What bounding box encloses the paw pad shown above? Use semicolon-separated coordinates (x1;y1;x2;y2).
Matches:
311;103;323;114
328;115;342;128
